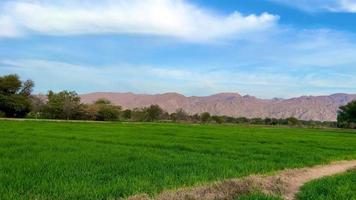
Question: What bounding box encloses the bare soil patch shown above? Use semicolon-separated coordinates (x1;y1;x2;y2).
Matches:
127;160;356;200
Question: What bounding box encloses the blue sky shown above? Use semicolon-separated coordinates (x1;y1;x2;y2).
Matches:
1;0;356;98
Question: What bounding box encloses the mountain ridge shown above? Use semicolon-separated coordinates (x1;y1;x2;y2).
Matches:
80;92;356;121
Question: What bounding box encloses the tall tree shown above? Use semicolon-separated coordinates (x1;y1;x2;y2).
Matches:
143;105;163;122
338;101;356;128
0;74;34;117
43;90;82;120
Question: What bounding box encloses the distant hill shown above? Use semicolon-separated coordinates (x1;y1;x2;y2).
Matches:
80;92;356;121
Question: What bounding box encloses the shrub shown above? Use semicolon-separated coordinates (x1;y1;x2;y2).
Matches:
25;111;41;119
89;99;121;121
96;106;120;121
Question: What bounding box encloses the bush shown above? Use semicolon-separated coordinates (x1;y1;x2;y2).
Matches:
25;111;41;119
86;99;121;121
96;107;120;121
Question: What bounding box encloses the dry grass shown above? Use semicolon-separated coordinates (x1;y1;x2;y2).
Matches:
127;160;356;200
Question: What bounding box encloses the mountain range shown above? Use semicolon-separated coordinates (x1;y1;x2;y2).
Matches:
80;92;356;121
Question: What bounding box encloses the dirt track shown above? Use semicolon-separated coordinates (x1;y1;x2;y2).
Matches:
127;160;356;200
266;160;356;200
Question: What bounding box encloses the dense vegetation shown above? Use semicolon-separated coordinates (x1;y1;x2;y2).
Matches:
0;74;342;128
338;100;356;129
0;74;34;118
297;170;356;200
1;120;356;199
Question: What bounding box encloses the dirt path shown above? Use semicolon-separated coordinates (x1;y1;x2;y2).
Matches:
267;160;356;200
128;160;356;200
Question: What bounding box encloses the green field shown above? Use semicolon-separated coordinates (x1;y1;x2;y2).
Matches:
297;170;356;200
1;120;356;199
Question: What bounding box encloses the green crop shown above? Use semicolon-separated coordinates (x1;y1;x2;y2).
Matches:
1;120;355;199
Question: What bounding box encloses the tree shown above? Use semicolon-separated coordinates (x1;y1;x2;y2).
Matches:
143;105;163;122
131;108;146;121
26;95;46;119
171;108;189;121
200;112;211;124
93;99;121;121
212;115;223;124
0;74;34;117
251;118;264;125
287;117;300;126
94;98;111;105
190;114;200;123
264;118;273;125
337;101;356;128
121;109;132;120
43;90;82;120
20;80;35;96
225;116;236;123
96;107;120;121
236;117;249;124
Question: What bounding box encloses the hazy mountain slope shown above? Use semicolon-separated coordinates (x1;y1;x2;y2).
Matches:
80;92;356;121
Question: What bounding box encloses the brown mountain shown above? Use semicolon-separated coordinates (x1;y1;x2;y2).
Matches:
80;92;356;121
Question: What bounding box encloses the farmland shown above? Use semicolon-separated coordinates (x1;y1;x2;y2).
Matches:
297;169;356;200
1;120;356;199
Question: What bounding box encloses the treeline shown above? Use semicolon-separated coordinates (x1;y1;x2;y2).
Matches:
27;91;337;127
26;93;339;128
0;74;353;128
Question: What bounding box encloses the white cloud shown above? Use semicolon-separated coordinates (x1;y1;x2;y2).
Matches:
270;0;356;12
0;16;22;37
0;0;278;41
339;0;356;12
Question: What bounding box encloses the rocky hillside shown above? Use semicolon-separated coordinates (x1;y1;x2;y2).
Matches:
80;92;356;121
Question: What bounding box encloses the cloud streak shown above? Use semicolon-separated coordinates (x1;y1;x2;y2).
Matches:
2;58;356;98
0;0;278;41
270;0;356;12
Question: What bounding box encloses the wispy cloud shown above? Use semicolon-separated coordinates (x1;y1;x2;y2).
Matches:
0;16;22;37
2;58;356;98
0;0;278;41
270;0;356;12
1;1;356;97
251;29;356;68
